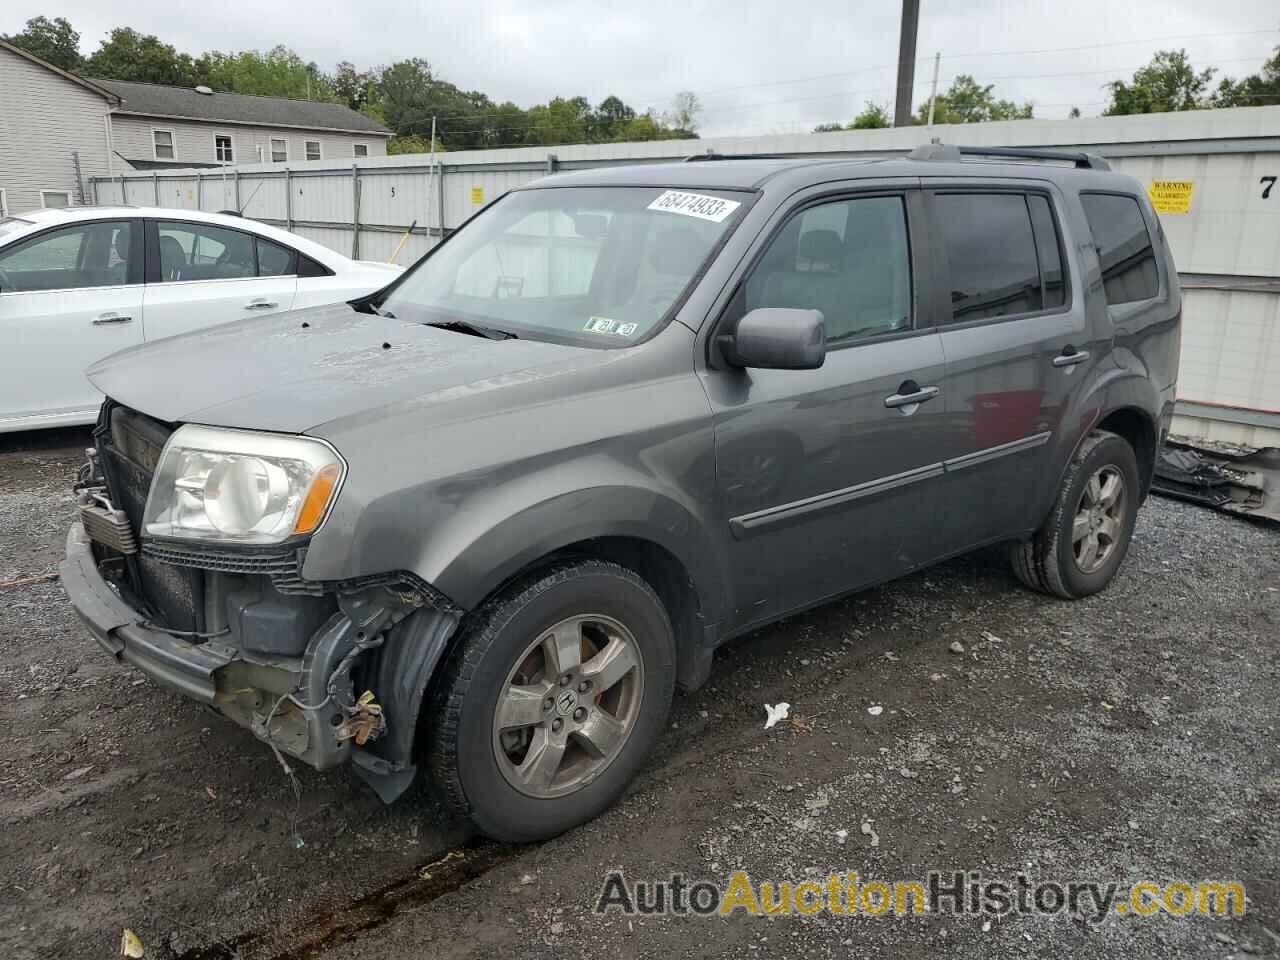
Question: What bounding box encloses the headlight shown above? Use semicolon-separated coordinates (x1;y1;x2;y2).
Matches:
142;425;345;544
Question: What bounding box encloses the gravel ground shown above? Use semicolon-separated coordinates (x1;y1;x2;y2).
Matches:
0;427;1276;960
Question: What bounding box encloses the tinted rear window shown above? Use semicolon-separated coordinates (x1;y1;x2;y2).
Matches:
933;193;1043;322
1080;193;1159;304
1027;195;1066;309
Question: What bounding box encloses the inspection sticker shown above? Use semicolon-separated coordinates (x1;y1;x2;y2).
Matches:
584;317;639;336
647;190;741;223
1148;180;1194;214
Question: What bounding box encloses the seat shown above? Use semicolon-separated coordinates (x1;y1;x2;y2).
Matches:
159;236;187;281
758;229;852;335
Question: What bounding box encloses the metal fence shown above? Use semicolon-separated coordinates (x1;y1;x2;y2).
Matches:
90;107;1280;447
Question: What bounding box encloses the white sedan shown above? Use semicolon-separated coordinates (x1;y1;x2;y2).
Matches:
0;206;402;433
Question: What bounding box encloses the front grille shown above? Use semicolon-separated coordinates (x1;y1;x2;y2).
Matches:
96;402;205;632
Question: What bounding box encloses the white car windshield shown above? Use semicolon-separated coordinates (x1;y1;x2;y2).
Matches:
380;186;749;345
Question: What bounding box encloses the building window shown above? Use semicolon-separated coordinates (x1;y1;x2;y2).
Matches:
305;140;322;161
153;129;175;160
215;135;234;163
40;190;72;209
353;143;369;158
270;138;288;163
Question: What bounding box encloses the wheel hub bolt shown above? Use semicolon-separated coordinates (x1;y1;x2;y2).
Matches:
573;707;587;722
543;697;554;711
577;680;590;693
559;674;572;686
551;718;563;732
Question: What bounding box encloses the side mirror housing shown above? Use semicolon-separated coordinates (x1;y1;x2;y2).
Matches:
721;307;826;370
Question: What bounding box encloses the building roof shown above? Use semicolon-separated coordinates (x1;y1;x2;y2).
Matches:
90;78;392;136
0;39;120;104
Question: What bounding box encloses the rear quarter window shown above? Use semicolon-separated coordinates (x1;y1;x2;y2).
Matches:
1079;193;1159;305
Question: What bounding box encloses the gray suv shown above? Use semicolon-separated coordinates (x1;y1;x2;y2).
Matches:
61;145;1181;842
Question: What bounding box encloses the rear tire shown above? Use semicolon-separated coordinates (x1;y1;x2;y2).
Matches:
1009;429;1140;600
427;560;675;843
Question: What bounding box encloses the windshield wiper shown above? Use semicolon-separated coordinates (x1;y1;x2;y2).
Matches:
423;319;517;340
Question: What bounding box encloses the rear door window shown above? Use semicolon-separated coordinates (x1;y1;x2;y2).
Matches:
1079;193;1159;304
932;193;1044;322
256;238;296;277
0;221;134;292
156;222;257;282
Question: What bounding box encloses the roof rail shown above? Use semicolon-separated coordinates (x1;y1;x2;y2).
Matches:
683;151;807;162
907;142;1111;171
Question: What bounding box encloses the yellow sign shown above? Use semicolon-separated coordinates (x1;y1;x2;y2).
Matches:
470;186;485;206
1148;180;1193;214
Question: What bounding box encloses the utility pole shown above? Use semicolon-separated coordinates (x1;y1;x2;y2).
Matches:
893;0;921;127
927;52;941;126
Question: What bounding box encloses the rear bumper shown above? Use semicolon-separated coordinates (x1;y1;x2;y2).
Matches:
59;524;232;702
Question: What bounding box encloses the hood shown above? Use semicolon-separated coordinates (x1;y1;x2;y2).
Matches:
87;303;598;433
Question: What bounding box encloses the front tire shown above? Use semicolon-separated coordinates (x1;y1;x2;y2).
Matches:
427;561;675;843
1010;429;1140;599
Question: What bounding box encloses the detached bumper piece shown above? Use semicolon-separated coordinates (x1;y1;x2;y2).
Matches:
1152;439;1279;524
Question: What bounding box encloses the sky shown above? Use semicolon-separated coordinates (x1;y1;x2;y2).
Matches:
5;0;1278;137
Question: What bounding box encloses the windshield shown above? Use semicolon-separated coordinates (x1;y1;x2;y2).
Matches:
381;186;749;345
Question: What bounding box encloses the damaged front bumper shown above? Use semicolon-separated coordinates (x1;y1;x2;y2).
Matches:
60;522;461;802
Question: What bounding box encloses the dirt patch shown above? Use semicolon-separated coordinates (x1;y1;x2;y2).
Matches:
0;428;1276;959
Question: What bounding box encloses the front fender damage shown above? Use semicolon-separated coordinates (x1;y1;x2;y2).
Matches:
217;576;462;804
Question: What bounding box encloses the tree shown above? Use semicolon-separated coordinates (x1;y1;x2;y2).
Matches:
1068;106;1082;118
851;101;890;129
3;16;81;71
84;28;203;86
1212;46;1280;108
1104;49;1215;115
916;74;1032;124
200;46;337;100
813;101;890;132
666;90;701;136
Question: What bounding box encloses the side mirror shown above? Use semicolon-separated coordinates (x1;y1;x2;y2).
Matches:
722;307;826;370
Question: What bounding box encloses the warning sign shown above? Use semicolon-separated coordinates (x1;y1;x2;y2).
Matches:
1148;180;1194;214
470;186;485;206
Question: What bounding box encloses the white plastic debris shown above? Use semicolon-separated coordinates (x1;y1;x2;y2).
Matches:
867;705;884;716
860;820;880;847
763;702;791;729
982;920;992;933
948;641;965;655
835;829;849;844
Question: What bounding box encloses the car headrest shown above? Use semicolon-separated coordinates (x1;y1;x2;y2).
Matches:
798;229;844;269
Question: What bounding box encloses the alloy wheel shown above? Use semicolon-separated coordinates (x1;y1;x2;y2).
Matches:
492;614;644;798
1071;465;1127;574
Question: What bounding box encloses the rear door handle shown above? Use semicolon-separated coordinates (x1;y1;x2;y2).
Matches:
884;383;940;410
92;312;132;325
1052;348;1090;368
244;299;278;310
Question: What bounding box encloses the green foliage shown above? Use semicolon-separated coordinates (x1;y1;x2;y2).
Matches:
851;102;890;129
1104;49;1215;115
3;15;81;71
388;134;434;155
917;74;1033;124
813;101;890;132
83;27;204;86
200;46;337;101
1212;46;1280;108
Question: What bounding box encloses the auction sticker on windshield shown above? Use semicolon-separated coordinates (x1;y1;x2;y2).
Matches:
648;190;741;223
584;316;639;336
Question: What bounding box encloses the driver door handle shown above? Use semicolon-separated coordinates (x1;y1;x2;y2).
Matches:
92;312;133;325
884;382;940;410
1052;348;1090;367
244;299;278;310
